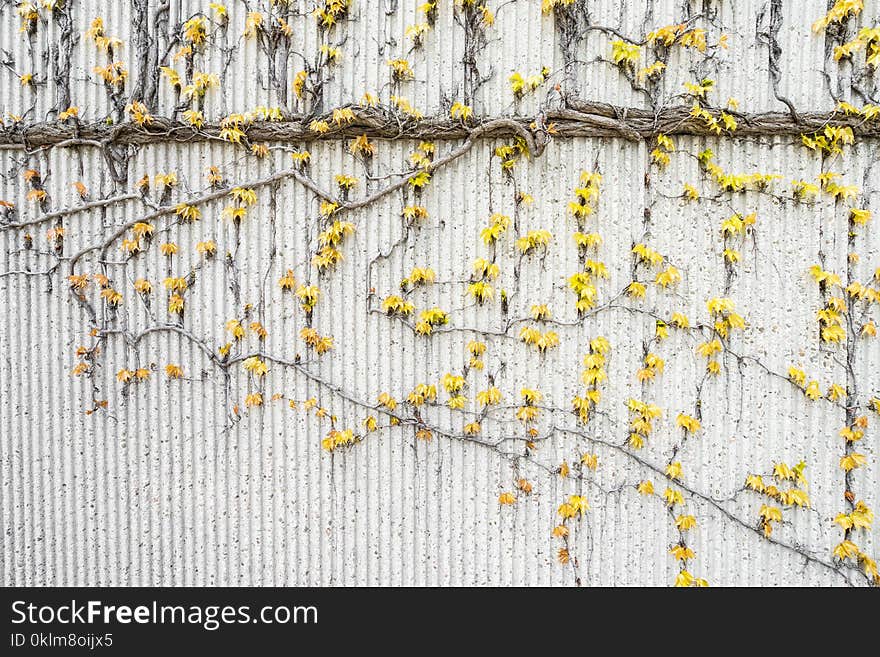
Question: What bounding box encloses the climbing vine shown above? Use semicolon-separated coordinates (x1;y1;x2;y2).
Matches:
1;0;878;586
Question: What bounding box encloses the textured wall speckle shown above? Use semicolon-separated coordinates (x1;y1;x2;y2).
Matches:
1;0;878;586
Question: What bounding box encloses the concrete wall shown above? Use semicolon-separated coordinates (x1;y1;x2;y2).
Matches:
1;0;877;586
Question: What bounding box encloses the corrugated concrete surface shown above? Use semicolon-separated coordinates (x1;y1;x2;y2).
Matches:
0;1;878;586
0;0;872;120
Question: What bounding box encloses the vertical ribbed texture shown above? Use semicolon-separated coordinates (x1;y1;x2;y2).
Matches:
0;0;861;123
2;135;877;585
1;1;878;586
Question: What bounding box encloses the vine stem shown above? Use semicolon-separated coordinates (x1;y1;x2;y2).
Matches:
2;103;877;148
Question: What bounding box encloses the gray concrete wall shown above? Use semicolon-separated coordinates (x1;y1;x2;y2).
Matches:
0;0;877;586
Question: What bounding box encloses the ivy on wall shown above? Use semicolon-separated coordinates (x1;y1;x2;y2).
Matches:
1;0;878;586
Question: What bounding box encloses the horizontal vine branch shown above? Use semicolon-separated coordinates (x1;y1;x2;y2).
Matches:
2;101;877;148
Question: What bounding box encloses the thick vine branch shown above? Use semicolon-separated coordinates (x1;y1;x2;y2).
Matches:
1;194;140;230
3;102;878;148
